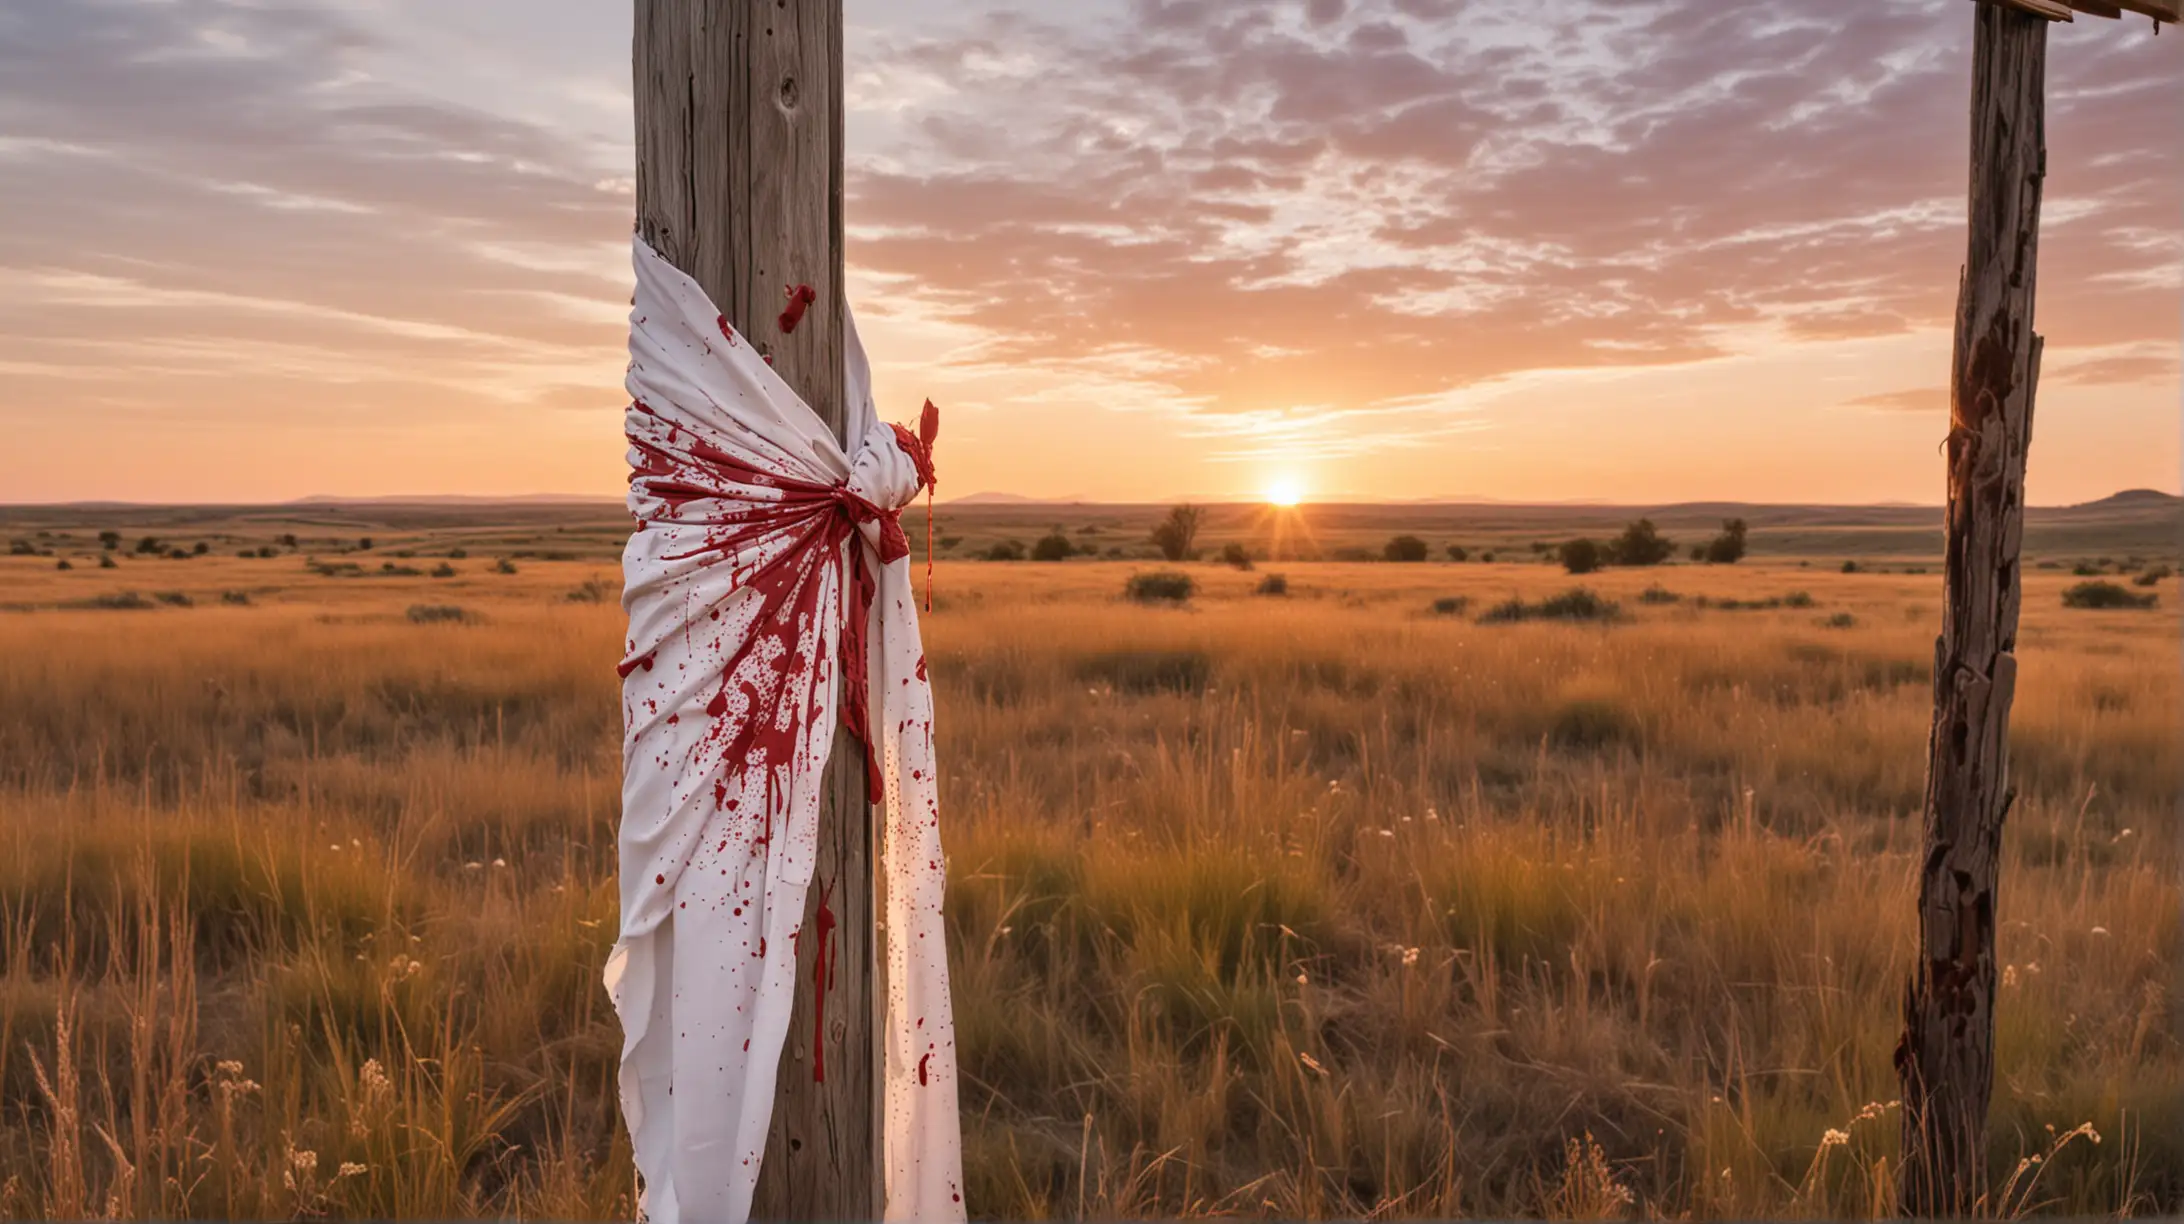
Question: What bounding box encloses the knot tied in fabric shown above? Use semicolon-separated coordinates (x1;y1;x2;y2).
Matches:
605;238;964;1224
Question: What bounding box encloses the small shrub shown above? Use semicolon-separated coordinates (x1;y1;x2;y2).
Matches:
98;531;120;550
1219;542;1253;570
97;554;117;570
1823;612;1857;629
406;603;472;624
153;591;193;607
448;547;468;559
431;562;458;578
166;548;189;560
1783;591;1814;608
1031;531;1075;562
220;590;252;606
134;536;162;554
2073;562;2103;577
358;537;374;551
1559;538;1603;575
76;591;154;610
192;541;209;555
983;539;1026;562
1480;551;1497;563
1639;585;1681;605
2062;581;2156;610
1125;570;1194;604
1384;535;1429;563
6;539;32;556
1150;504;1202;561
2133;565;2169;588
1429;596;1468;616
1480;588;1620;624
495;557;518;574
1604;519;1674;566
567;577;615;603
54;558;71;571
279;533;298;548
1255;573;1289;596
1446;545;1469;562
1703;518;1748;564
1841;560;1862;574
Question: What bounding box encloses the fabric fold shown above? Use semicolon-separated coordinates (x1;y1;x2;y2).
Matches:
606;237;963;1224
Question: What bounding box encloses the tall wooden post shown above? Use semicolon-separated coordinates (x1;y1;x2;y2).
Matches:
632;3;880;1219
1895;3;2045;1214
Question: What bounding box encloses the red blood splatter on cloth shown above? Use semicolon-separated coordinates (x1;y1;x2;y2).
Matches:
917;1050;931;1086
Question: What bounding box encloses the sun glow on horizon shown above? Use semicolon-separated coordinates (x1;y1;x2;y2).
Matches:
1265;476;1305;507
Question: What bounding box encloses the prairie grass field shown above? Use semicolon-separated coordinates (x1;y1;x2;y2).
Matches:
0;503;2176;1219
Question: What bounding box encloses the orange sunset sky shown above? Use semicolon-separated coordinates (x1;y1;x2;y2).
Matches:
0;0;2177;506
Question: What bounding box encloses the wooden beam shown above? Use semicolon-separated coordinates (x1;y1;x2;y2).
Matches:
1972;0;2180;21
633;2;879;1219
1895;3;2045;1216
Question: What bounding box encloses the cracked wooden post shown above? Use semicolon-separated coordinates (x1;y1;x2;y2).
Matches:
1894;3;2046;1214
633;1;879;1218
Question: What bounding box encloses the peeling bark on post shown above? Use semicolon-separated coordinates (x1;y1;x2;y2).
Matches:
1894;5;2046;1215
633;1;879;1218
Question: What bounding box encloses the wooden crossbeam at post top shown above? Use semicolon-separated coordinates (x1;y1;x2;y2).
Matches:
1974;0;2179;24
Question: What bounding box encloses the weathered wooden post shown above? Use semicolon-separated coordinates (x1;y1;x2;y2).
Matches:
632;2;879;1218
1896;1;2174;1214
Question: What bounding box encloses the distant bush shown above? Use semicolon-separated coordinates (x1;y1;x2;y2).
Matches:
279;533;298;548
1479;551;1497;563
567;577;615;603
166;548;189;560
1783;591;1814;608
495;557;518;574
7;539;33;556
984;539;1026;562
220;590;252;606
1031;531;1076;562
1638;585;1679;605
1446;545;1469;562
431;562;458;578
134;536;162;555
938;535;963;550
1219;542;1253;570
1255;573;1289;596
1150;504;1202;562
1429;596;1468;616
1841;560;1862;574
1604;519;1674;567
192;541;209;555
2063;581;2156;610
97;554;117;570
1126;570;1194;604
1823;612;1857;629
1703;518;1748;564
1559;538;1603;575
406;604;472;624
73;591;154;610
153;591;192;607
98;531;120;551
1384;535;1429;563
1549;698;1637;751
2134;565;2170;588
1480;588;1620;624
448;547;468;559
358;537;374;551
54;558;71;571
2073;562;2103;577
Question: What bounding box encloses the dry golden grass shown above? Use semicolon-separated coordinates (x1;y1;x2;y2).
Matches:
0;545;2175;1218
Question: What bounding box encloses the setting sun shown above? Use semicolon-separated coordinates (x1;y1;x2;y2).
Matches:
1265;476;1304;507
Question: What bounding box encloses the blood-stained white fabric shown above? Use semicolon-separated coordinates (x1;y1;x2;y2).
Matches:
604;237;963;1224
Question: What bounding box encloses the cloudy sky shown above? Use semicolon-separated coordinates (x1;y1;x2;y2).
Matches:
0;0;2175;505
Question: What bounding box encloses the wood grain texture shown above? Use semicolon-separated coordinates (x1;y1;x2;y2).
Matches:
633;2;878;1218
1894;5;2045;1216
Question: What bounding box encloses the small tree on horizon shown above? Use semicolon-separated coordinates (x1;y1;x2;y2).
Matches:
1604;519;1674;567
1031;530;1075;561
1150;504;1202;562
1703;518;1749;564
